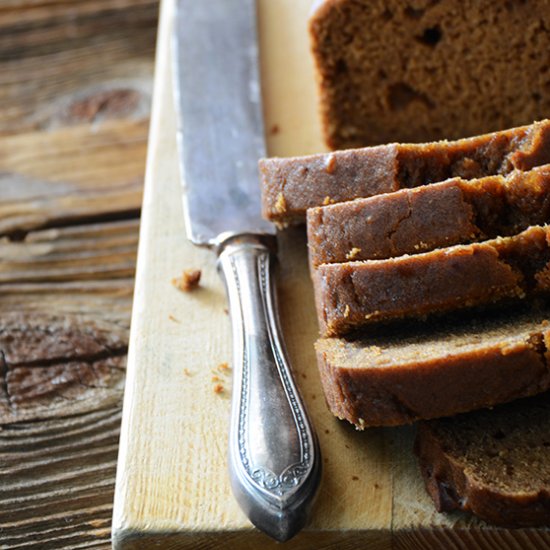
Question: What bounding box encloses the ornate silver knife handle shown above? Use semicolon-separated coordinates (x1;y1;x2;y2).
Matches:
216;234;321;542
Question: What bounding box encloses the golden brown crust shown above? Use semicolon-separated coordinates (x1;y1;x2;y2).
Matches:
259;145;399;225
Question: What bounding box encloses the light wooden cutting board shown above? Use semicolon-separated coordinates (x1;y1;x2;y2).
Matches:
112;1;550;548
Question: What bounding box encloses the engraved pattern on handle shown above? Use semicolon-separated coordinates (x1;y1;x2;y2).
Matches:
217;235;320;541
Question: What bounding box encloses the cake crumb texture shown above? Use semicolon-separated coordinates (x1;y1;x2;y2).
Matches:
310;0;550;149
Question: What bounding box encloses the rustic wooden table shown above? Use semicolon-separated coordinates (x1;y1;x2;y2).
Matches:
0;2;159;548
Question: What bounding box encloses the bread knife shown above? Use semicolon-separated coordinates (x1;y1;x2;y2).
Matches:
172;0;321;541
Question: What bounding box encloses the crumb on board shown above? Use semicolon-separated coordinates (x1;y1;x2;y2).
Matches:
168;314;180;323
218;362;230;372
346;247;362;260
172;269;201;292
213;383;224;394
352;476;359;481
274;192;287;214
212;375;221;382
322;196;335;206
270;124;280;135
325;153;337;174
183;368;193;377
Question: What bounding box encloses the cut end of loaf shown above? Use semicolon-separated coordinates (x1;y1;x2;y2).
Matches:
310;0;550;149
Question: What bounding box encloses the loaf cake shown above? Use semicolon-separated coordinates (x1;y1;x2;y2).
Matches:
315;225;550;337
308;165;550;267
309;0;550;149
261;120;550;225
415;392;550;526
315;303;550;428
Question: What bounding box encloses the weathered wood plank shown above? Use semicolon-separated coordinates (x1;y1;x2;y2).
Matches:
0;1;157;548
0;220;139;282
0;407;122;550
0;123;146;237
0;0;158;136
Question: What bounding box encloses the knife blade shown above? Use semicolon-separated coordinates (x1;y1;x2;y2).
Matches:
172;0;321;542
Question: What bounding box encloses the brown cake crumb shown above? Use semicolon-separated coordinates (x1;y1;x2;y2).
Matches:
270;124;280;135
172;269;201;292
346;247;362;260
325;153;337;174
415;393;550;527
213;383;224;394
274;192;287;214
310;0;550;149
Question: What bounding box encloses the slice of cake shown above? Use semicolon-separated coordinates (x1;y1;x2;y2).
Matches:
415;393;550;527
315;303;550;427
314;225;550;337
308;165;550;267
260;120;550;225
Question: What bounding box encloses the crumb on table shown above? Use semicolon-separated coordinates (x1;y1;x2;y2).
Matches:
213;383;224;394
172;269;201;292
218;362;230;372
168;314;180;323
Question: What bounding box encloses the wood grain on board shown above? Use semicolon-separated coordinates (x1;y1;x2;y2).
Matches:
0;1;158;548
112;1;550;549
